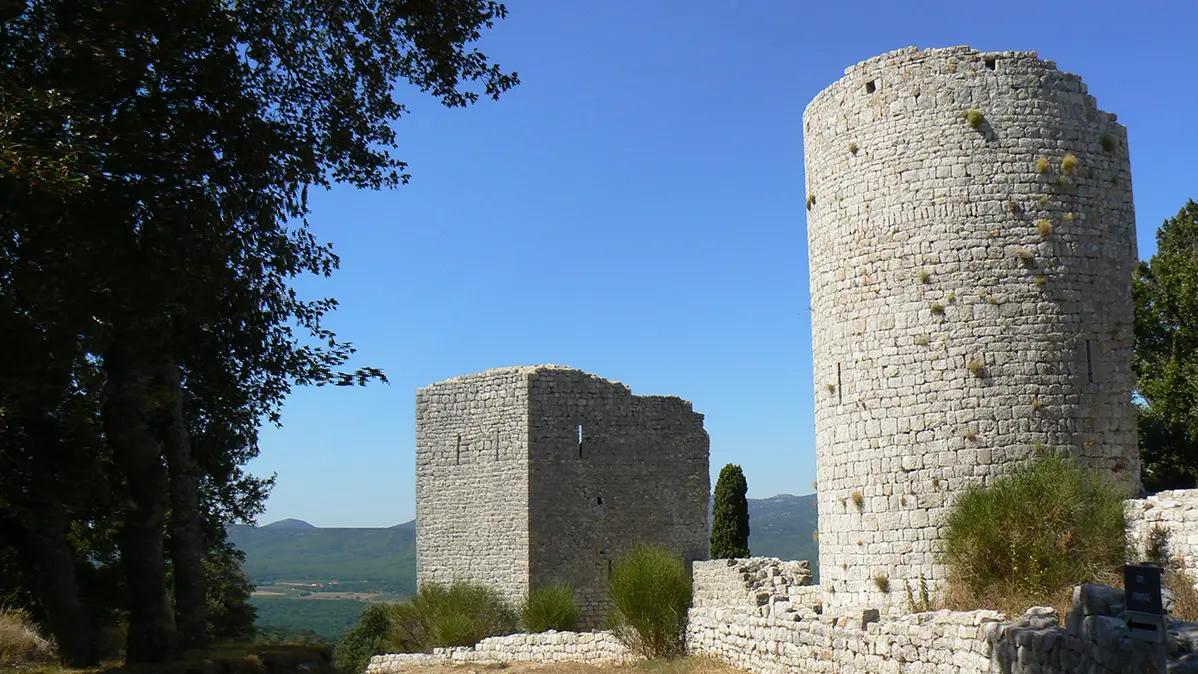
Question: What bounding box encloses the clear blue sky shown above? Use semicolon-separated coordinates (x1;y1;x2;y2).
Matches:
248;0;1198;527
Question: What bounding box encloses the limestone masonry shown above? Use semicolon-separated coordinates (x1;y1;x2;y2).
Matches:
804;45;1140;610
415;365;710;626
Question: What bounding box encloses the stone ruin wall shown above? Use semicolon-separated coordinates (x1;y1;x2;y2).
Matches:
1128;489;1198;572
526;367;710;626
804;45;1140;611
416;365;710;627
415;367;533;604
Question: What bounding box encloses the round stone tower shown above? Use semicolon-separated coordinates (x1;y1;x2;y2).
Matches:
804;46;1139;611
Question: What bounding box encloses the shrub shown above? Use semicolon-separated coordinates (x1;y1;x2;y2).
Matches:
0;609;56;666
919;269;930;284
850;491;864;509
385;581;517;654
873;574;890;592
967;360;985;378
806;194;815;210
605;544;692;659
1061;153;1078;175
333;603;391;674
711;464;750;559
942;450;1129;610
1100;134;1116;153
1036;156;1050;174
521;582;581;633
930;302;944;316
848;142;859;155
1036;219;1053;237
966;109;984;128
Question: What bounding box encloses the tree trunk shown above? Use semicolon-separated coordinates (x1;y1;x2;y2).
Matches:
102;343;176;663
0;508;99;667
158;360;208;653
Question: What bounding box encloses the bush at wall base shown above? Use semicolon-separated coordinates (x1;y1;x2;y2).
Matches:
335;581;518;673
942;448;1129;612
520;582;581;633
604;544;693;659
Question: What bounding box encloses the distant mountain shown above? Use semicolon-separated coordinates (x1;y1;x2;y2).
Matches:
262;518;317;530
230;493;819;592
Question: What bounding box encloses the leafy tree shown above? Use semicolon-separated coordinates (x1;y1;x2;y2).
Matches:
1134;200;1198;491
0;0;517;664
711;464;750;559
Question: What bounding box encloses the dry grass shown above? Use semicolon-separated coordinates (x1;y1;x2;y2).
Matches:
1169;569;1198;622
0;609;57;667
380;657;741;674
942;580;1078;620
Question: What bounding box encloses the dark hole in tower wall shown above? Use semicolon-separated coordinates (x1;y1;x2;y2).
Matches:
984;56;997;70
865;80;876;94
577;423;584;458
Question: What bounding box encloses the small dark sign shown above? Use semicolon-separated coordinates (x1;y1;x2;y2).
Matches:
1124;564;1164;615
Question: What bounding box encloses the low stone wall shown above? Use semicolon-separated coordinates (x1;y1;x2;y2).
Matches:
365;630;637;672
687;557;1198;673
1128;488;1198;570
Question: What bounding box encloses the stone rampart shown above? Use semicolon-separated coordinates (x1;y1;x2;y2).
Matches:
364;631;636;672
1128;488;1198;571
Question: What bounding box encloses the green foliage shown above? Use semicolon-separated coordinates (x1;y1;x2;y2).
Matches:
806;194;816;210
711;464;750;559
205;544;258;644
873;574;890;592
1036;219;1054;237
250;598;366;642
333;603;391;674
966;109;985;128
520;582;581;633
1134;200;1198;490
1101;134;1117;152
1;0;516;663
942;450;1129;602
382;581;517;655
604;545;692;659
1036;156;1050;174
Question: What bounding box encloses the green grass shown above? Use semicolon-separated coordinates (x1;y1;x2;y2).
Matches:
942;449;1129;607
605;545;692;659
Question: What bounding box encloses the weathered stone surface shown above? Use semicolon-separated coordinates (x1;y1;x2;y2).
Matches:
365;631;637;672
1127;489;1198;571
804;44;1140;612
416;365;709;627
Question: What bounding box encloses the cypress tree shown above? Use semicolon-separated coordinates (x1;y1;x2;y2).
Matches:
711;464;750;559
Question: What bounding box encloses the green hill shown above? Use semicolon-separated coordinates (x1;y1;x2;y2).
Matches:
227;520;416;595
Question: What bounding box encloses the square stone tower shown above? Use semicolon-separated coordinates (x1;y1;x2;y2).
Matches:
415;365;710;626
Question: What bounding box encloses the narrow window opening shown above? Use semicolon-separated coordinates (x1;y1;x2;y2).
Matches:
596;497;603;505
836;363;842;405
607;559;613;577
455;434;461;465
495;430;500;460
1086;340;1094;383
865;80;876;94
577;424;584;459
984;56;996;70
